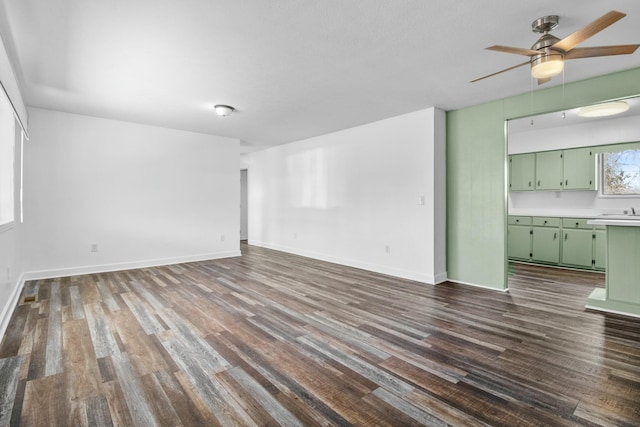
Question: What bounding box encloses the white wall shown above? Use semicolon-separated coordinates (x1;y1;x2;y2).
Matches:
509;114;640;154
23;108;240;278
247;108;446;284
0;122;24;340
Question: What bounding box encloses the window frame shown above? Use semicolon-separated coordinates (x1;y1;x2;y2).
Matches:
599;149;640;198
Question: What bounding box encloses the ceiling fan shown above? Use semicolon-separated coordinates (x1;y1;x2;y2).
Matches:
471;10;639;84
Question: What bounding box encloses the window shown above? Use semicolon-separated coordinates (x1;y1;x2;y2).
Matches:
602;149;640;196
0;89;15;227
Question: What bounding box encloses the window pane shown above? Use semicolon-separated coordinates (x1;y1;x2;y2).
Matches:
603;149;640;195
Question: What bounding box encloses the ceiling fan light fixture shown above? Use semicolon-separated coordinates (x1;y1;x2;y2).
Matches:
214;104;235;117
577;101;629;118
530;53;564;79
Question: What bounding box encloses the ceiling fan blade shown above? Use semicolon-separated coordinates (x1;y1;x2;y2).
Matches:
553;10;626;52
537;77;552;85
470;61;531;83
564;44;640;59
486;45;540;56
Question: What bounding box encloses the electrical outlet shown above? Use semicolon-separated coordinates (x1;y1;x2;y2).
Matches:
220;235;225;242
294;232;297;239
385;245;391;254
418;195;425;205
91;244;98;252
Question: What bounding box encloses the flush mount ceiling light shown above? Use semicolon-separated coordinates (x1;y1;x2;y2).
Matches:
577;101;630;118
214;104;235;117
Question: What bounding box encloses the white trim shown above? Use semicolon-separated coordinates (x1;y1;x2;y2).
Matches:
248;240;442;284
446;278;510;292
585;304;640;319
22;251;241;281
0;273;26;343
433;272;448;285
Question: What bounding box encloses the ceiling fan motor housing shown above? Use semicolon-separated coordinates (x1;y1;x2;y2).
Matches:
530;31;564;79
532;15;560;33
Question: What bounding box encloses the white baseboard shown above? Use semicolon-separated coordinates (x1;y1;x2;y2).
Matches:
0;273;26;344
21;250;242;281
446;278;509;292
248;240;443;284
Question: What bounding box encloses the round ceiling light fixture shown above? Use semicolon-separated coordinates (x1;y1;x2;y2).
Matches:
577;101;629;118
214;104;235;117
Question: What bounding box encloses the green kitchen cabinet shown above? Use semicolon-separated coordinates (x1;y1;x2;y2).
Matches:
594;228;606;270
509;153;535;191
508;222;531;261
531;217;560;264
535;150;563;191
563;147;597;191
562;229;594;268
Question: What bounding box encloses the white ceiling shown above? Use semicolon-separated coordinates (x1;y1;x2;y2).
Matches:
1;1;639;153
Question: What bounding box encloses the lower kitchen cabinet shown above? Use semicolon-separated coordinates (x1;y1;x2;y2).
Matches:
562;229;594;268
532;227;560;263
531;217;560;263
508;225;531;260
507;215;604;271
594;229;606;270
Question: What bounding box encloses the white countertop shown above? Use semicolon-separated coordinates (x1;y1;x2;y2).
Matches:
508;209;602;219
588;218;640;227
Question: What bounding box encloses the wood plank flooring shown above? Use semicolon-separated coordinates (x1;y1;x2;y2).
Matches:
1;244;639;426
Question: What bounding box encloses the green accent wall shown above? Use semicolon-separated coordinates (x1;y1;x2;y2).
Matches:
446;67;640;290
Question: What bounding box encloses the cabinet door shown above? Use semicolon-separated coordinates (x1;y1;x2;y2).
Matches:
509;153;535;191
532;227;560;263
535;150;563;190
508;225;531;260
564;147;597;190
594;229;606;270
562;229;593;268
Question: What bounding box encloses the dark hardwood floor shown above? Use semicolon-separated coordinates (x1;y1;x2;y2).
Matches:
1;243;639;426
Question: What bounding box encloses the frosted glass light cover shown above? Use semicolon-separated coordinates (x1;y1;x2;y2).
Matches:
577;101;629;118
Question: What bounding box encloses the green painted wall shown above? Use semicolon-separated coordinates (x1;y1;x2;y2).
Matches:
446;67;640;290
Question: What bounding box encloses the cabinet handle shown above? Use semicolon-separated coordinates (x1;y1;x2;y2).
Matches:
565;233;568;240
553;232;557;240
544;220;547;224
528;181;532;187
576;222;579;227
537;180;541;186
565;179;568;186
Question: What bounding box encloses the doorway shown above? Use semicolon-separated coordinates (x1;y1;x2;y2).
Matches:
240;169;248;241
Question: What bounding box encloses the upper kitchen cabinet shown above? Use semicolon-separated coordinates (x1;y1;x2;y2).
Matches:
509;147;598;192
535;150;563;191
509;153;535;191
563;147;597;191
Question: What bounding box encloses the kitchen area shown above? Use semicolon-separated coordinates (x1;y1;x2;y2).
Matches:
507;95;640;317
